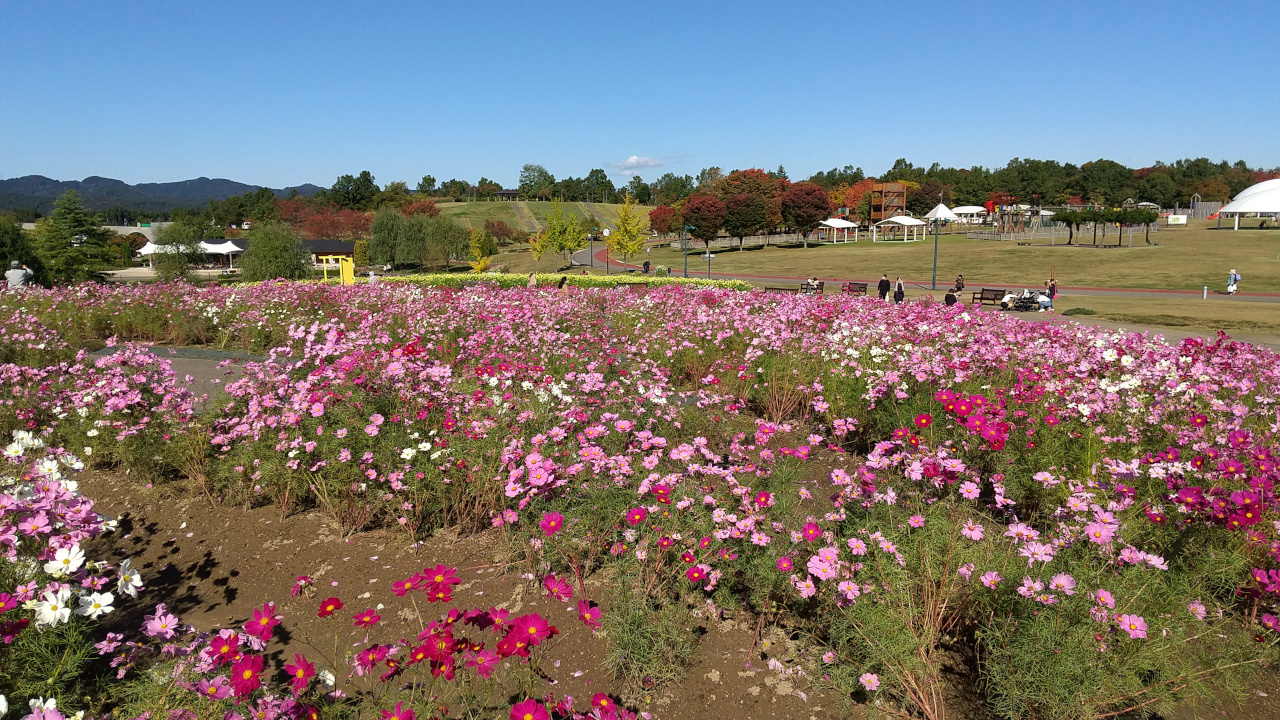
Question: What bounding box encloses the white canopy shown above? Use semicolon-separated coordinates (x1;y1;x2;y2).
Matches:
820;218;858;228
923;203;958;221
951;205;986;215
1039;209;1056;216
1219;187;1280;214
875;216;926;227
138;241;244;256
1233;178;1280;199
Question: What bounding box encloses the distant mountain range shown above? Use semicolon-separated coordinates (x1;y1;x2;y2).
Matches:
0;175;323;214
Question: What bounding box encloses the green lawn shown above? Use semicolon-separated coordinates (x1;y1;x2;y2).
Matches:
435;201;522;231
643;220;1279;292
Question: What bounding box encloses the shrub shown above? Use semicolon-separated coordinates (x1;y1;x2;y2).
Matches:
1063;307;1096;316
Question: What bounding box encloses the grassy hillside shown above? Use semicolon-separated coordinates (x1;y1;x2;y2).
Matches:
437;200;655;233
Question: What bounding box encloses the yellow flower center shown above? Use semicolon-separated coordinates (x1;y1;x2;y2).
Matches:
243;670;252;679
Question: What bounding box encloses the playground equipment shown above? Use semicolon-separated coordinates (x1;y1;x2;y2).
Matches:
320;255;355;285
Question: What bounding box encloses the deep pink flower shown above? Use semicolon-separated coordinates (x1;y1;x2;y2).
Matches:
801;522;821;541
625;507;648;526
914;413;933;429
353;608;382;627
465;647;500;678
539;511;564;536
230;654;264;696
777;556;794;572
284;652;315;694
195;675;231;700
578;599;602;630
509;699;549;720
244;601;280;641
542;574;573;602
317;597;343;617
380;702;415;720
591;693;618;719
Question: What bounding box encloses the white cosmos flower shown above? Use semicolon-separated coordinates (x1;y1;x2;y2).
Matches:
0;693;8;719
28;697;56;713
76;591;115;619
34;588;73;626
1;444;21;460
317;669;336;689
44;546;86;576
118;559;143;597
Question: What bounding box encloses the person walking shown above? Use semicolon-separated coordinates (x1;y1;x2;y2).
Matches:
877;274;891;300
5;261;33;290
1227;268;1240;295
1041;280;1055;310
955;274;965;292
893;276;905;304
526;272;538;289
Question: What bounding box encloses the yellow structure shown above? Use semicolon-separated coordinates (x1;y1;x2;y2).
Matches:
319;255;355;285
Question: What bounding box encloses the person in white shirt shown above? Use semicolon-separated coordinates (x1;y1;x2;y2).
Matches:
5;261;33;290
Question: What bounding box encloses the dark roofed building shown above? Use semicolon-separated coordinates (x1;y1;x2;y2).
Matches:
495;189;519;201
301;238;356;263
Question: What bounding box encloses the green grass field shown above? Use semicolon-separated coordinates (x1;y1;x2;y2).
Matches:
436;200;654;233
644;220;1279;293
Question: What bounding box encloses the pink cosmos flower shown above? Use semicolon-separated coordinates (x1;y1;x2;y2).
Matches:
1094;589;1116;609
794;575;817;598
317;597;343;617
802;522;821;541
591;693;618;718
230;654;264;696
961;520;984;541
1119;614;1148;639
908;515;925;528
914;413;933;429
626;507;648;526
847;538;868;555
284;652;315;694
539;511;564;536
1048;574;1076;595
1187;601;1207;620
243;601;280;641
391;577;417;597
1083;522;1114;544
860;672;880;691
380;702;415;720
465;648;500;678
776;556;794;572
578;599;603;631
195;675;231;700
509;699;549;720
1260;614;1279;633
353;608;382;627
959;481;980;499
143;604;181;639
980;571;1002;588
686;565;708;583
542;574;573;602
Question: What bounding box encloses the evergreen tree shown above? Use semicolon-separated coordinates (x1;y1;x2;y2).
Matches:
31;190;115;283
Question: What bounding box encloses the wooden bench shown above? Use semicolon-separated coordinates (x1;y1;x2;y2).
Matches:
841;282;868;296
1016;242;1032;246
800;281;825;295
972;288;1004;307
764;286;800;294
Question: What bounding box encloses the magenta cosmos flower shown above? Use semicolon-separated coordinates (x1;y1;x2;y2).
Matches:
284;652;315;694
625;507;648;526
509;699;549;720
353;608;382;627
380;702;415;720
317;597;343;617
542;574;573;602
539;511;564;536
244;601;280;641
777;556;794;572
578;599;603;630
914;413;933;428
230;654;264;696
802;522;822;541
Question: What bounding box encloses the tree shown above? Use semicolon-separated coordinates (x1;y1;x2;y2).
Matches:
401;200;440;217
425;217;469;269
609;192;648;263
724;193;767;249
373;181;412;210
353;239;369;268
0;216;48;286
651;173;696;206
717;169;784;229
781;182;831;248
240;222;310;282
440;179;469;201
476;177;502;200
484;220;517;245
519;164;555;200
150;222;204;283
648;205;680;238
31;190;115;283
468;228;497;260
1140;173;1178;208
330;171;379;211
416;175;438;195
584;169;614;203
626;176;652;204
681;195;726;249
541;199;585;264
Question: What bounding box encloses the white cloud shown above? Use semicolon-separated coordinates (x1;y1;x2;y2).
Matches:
612;155;662;176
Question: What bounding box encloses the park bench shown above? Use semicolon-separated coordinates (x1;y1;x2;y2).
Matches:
800;281;825;295
765;286;800;294
1016;242;1032;246
841;282;868;296
972;288;1004;307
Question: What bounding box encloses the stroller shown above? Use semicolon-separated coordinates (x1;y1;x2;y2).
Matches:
1003;290;1040;312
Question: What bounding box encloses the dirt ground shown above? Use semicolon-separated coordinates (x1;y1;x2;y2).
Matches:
83;471;852;720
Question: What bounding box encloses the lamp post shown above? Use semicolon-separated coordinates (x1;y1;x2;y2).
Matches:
931;189;943;290
589;227;597;268
602;227;611;275
705;251;714;278
682;225;695;278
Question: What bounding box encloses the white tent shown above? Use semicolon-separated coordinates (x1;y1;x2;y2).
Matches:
872;215;926;242
1218;181;1280;229
819;217;860;242
952;205;986;214
137;240;246;268
923;203;958;221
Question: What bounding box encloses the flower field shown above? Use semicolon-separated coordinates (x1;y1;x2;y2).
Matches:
1;280;1279;720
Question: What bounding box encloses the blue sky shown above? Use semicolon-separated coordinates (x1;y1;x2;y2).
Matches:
1;0;1277;189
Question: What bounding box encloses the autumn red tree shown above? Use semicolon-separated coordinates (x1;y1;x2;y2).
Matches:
648;205;680;237
276;199;370;239
716;169;785;229
780;183;832;248
401;200;441;217
680;195;726;248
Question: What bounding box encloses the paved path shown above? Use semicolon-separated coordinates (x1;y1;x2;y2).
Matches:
510;202;540;232
571;246;1279;303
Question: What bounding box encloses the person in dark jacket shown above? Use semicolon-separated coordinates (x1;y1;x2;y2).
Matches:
955;274;965;292
877;274;891;300
893;277;905;303
944;286;959;306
